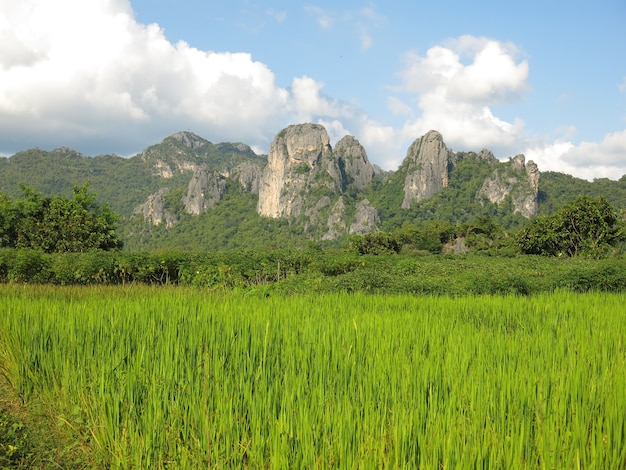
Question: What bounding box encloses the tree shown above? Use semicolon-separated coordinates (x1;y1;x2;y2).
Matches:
1;184;123;252
516;196;625;257
349;231;401;255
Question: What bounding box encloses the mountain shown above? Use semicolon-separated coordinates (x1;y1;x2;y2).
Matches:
1;124;625;251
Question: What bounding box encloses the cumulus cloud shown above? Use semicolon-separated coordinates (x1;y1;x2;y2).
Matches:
0;0;301;154
393;36;529;154
522;129;626;180
289;76;356;123
0;0;386;158
1;5;623;181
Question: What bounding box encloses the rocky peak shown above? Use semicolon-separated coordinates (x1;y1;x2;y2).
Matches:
257;123;339;219
478;154;540;218
228;161;263;194
334;135;378;191
477;148;498;164
169;131;209;149
349;199;380;235
401;130;456;209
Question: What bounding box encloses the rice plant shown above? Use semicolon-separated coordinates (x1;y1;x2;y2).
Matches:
0;285;625;468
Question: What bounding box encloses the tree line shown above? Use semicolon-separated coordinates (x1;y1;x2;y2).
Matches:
350;196;625;258
0;186;624;261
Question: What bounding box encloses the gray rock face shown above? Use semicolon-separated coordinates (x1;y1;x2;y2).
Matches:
321;197;346;241
170;131;209;149
183;168;227;215
478;154;540;218
334;136;378;191
257;123;340;219
133;188;177;227
228;161;263;194
349;199;380;235
478;148;498;164
401;130;456;209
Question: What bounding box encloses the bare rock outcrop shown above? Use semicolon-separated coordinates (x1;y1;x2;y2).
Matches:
257;123;341;219
349;199;380;235
140;131;209;178
333;136;378;191
227;161;263;194
321;197;347;241
183;168;227;215
401;130;456;209
478;154;540;218
133;188;177;227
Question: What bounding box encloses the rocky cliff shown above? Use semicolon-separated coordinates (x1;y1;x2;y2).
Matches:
401;130;456;209
133;188;177;227
333;135;378;191
133;131;264;224
257;123;381;238
134;125;541;238
479;154;540;218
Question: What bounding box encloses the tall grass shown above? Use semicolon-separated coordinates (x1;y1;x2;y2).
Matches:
1;285;625;468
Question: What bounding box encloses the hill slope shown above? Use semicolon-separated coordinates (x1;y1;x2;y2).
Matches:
1;125;625;251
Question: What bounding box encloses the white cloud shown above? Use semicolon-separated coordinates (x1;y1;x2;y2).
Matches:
524;130;626;180
0;6;622;182
267;9;287;23
0;0;297;154
289;76;358;126
304;4;385;52
359;30;373;51
393;36;529;154
620;76;626;94
387;96;413;117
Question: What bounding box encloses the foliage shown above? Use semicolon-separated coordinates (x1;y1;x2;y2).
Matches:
2;139;626;251
349;231;401;255
517;195;625;257
0;185;122;253
2;247;626;296
538;171;626;216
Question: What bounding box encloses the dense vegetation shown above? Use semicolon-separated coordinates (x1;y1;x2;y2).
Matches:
1;169;625;467
517;195;625;257
0;185;122;252
2;138;626;251
2;247;626;295
1;287;625;467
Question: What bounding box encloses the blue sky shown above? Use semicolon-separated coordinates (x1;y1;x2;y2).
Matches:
1;0;625;180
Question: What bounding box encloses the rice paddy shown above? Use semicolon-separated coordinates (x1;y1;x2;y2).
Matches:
1;285;625;468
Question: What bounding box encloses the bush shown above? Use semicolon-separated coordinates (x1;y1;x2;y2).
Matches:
559;260;626;292
8;249;51;283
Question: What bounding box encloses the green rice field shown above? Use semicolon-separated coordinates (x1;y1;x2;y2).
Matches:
1;285;625;468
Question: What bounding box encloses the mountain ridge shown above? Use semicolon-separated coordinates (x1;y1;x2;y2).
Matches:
1;124;625;250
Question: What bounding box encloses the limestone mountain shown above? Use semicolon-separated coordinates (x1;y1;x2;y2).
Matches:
400;130;456;209
1;124;625;251
257;123;379;238
478;154;540;218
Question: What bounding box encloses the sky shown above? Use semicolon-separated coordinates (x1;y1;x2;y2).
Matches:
1;0;625;180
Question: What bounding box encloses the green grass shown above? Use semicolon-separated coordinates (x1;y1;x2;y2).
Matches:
1;286;625;468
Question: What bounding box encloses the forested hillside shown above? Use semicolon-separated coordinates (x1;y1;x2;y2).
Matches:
1;126;625;251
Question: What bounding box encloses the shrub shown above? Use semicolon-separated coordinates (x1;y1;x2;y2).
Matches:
7;249;51;283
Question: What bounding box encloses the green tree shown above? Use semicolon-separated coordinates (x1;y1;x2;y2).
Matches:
3;184;123;252
349;231;401;255
516;196;625;257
